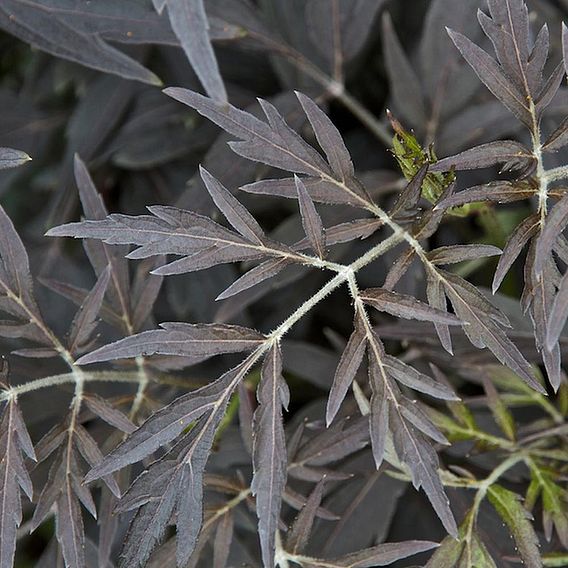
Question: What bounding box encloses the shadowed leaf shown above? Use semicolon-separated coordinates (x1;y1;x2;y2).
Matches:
252;345;289;567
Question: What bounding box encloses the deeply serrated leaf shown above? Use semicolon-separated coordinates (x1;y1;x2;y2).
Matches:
389;164;429;221
547;270;568;351
446;29;531;125
0;1;161;85
430;140;534;173
252;345;289;568
535;193;568;277
0;396;36;568
360;287;461;325
366;331;390;469
493;213;539;292
441;271;543;392
286;478;326;555
295;176;326;258
68;266;110;355
73;155;132;326
303;540;439;567
83;393;136;435
427;244;501;265
487;484;542;568
391;411;457;536
435;181;536;210
164;0;227;102
294;218;383;250
216;258;291;301
382;13;427;128
200;166;265;244
242;177;365;207
296;91;354;181
383;355;458;400
84;363;247;481
398;398;448;445
0;205;41;319
326;317;367;425
426;267;453;353
543;116;568;153
76;322;265;365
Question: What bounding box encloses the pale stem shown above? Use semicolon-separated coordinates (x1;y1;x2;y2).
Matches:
532;115;548;226
267;231;404;341
130;356;150;419
0;371;185;402
542;164;568;183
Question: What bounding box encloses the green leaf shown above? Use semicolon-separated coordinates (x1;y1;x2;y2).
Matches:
527;461;568;547
426;516;497;568
543;552;568;567
482;377;516;441
487;484;542;568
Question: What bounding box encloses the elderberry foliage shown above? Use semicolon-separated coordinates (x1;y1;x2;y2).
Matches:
1;1;568;567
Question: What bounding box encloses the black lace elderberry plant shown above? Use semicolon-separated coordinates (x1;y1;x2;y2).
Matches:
1;1;568;567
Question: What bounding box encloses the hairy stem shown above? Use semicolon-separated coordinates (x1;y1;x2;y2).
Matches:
542;164;568;184
268;232;404;341
0;370;193;402
531;101;548;227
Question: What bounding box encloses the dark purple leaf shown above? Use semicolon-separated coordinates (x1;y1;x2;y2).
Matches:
303;540;439;567
163;0;227;102
493;213;539;293
543;115;568;153
86;356;254;483
326;315;367;425
383;355;458;400
68;266;110;355
446;28;531;125
295;176;326;258
435;181;536;210
296;91;354;181
547;270;568;352
360;287;461;325
216;258;291;301
535;193;568;277
389;164;429;221
76;322;265;365
441;270;543;393
383;248;416;291
0;0;161;85
382;13;427;128
252;345;289;568
286;478;326;554
200;166;265;244
366;331;390;468
82;393;136;434
430;140;534;173
391;411;457;536
426;266;452;353
242;176;365;207
0;390;36;568
305;0;386;74
427;244;502;265
73;155;132;326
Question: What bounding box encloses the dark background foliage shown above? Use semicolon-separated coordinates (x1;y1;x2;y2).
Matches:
1;1;568;567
